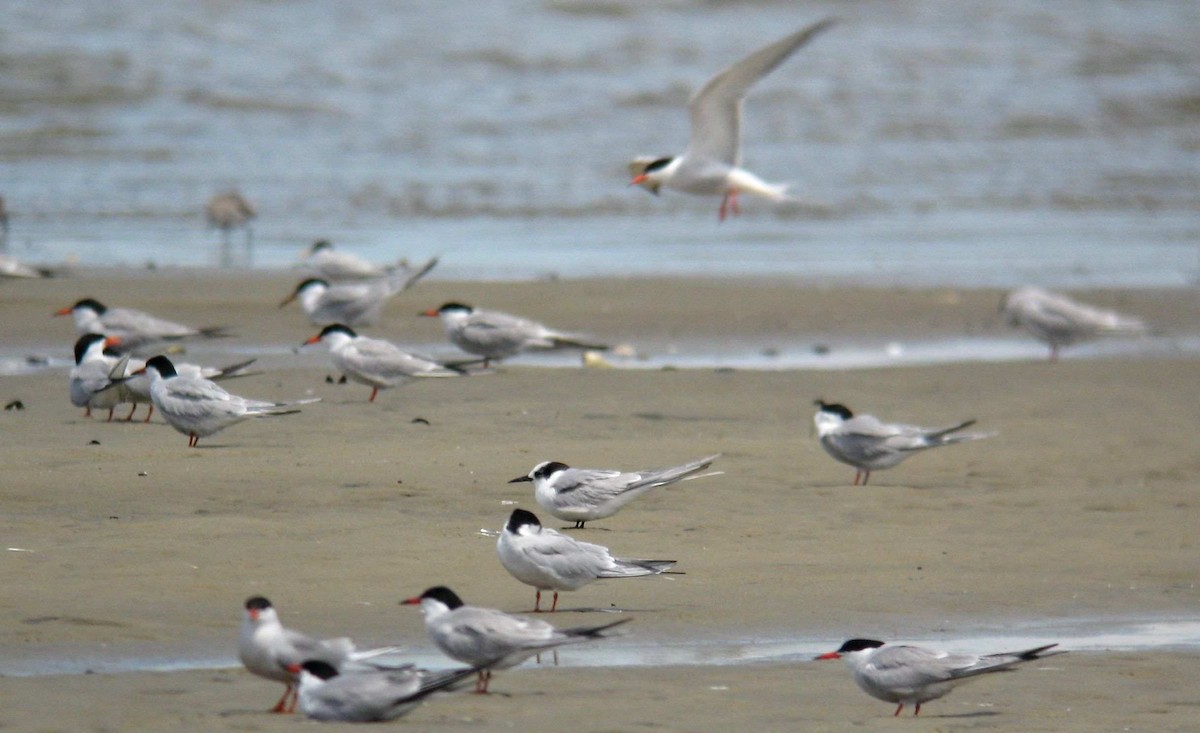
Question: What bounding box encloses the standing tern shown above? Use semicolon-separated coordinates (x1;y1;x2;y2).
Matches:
238;596;404;714
813;400;994;485
280;257;438;326
817;638;1064;717
300;239;411;281
55;297;230;354
420;302;608;367
289;659;475;722
629;18;836;221
509;454;721;528
130;355;317;447
0;254;53;279
1000;286;1147;361
497;508;675;612
401;586;630;693
68;334;134;420
110;356;259;422
302;324;465;402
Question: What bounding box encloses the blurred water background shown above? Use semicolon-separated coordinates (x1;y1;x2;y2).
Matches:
1;0;1198;286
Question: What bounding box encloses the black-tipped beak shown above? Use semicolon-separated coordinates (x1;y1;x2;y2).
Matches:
508;475;533;484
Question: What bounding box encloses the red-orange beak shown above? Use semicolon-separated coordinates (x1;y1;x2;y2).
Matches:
418;308;439;317
400;596;421;606
629;174;648;186
815;651;841;661
303;334;321;346
54;306;72;316
285;662;301;675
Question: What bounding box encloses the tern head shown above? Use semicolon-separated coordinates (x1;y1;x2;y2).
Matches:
139;355;178;379
628;157;674;195
280;278;329;307
56;297;107;317
815;638;885;661
401;586;464;618
73;333;120;364
420;302;473;318
243;596;275;623
298;660;340;681
307;239;333;256
304;323;357;346
505;508;543;536
813;399;853;435
508;460;569;485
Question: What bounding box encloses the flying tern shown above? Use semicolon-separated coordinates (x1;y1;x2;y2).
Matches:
280;257;438;326
420;302;608;367
288;659;474;722
497;508;675;612
55;297;229;354
509;454;721;528
813;400;994;485
401;586;630;693
130;355;316;447
629;18;835;221
817;638;1063;716
238;596;404;714
1000;286;1147;361
302;324;465;402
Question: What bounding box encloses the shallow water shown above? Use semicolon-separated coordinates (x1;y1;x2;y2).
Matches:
1;1;1197;286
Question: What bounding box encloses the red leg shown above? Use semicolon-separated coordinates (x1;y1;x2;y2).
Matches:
730;189;740;216
862;470;871;486
106;407;115;422
85;406;92;418
914;702;921;717
369;387;378;402
124;404;138;421
718;193;730;222
550;591;559;612
893;703;903;717
533;589;542;613
286;686;299;713
853;470;862;486
270;684;293;713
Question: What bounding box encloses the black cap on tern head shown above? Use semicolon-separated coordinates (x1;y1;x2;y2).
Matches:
309;239;333;253
644;157;674;174
72;297;108;314
532;461;569;480
144;355;178;378
814;399;854;419
296;277;329;291
244;596;273;611
438;302;473;314
301;659;340;680
73;333;108;364
506;508;542;533
836;638;885;653
420;586;464;609
318;324;357;339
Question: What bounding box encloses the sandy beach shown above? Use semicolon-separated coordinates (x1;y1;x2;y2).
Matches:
1;271;1198;731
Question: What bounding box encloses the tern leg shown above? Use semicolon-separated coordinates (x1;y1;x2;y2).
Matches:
730;188;740;216
1049;345;1059;362
853;470;862;486
893;703;904;717
270;684;293;713
914;702;921;717
574;520;586;529
286;685;299;713
474;670;491;694
533;589;542;613
188;434;198;448
718;193;730;222
862;470;871;486
143;404;154;423
550;591;559;612
106;407;115;422
84;406;92;418
369;387;378;402
124;404;138;421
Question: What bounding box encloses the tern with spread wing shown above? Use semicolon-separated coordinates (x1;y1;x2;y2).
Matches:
817;638;1063;716
280;257;438;326
1000;286;1147;361
497;509;675;612
401;586;629;693
509;454;721;528
238;596;404;714
630;19;835;221
813;400;994;485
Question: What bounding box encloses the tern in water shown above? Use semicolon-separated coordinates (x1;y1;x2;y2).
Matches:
401;586;629;693
509;454;721;528
302;324;465;402
280;257;438;326
238;596;404;714
999;286;1147;361
629;18;836;221
130;355;316;447
55;297;230;354
419;302;608;367
813;400;994;485
817;638;1064;717
289;659;474;722
497;508;676;612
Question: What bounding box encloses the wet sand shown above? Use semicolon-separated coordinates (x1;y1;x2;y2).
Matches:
1;271;1198;730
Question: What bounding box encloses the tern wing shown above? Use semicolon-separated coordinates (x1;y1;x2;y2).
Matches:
685;19;835;166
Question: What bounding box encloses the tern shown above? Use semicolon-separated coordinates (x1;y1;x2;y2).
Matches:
301;239;411;281
817;638;1064;716
302;324;465;402
497;508;675;612
289;659;475;722
0;254;53;279
629;18;836;221
55;297;230;354
280;257;438;326
238;596;404;714
420;302;608;367
401;586;629;693
68;334;134;420
109;356;259;422
130;355;317;447
1000;286;1147;361
813;400;994;485
509;454;721;528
